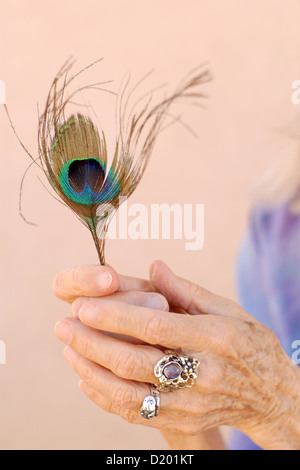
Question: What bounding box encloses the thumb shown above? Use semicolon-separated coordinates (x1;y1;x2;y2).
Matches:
149;260;219;315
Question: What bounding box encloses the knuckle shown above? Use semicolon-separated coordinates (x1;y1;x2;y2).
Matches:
220;320;237;344
144;313;174;344
190;282;203;301
113;348;136;379
80;363;96;383
100;398;115;415
114;301;131;330
185;282;203;312
111;382;138;411
121;407;139;424
216;318;240;359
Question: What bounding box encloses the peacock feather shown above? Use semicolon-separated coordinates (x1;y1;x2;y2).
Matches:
5;59;211;265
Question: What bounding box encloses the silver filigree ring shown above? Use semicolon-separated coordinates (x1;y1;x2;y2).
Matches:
140;389;160;420
154;351;200;391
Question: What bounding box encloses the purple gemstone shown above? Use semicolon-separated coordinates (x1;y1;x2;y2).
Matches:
163;362;181;380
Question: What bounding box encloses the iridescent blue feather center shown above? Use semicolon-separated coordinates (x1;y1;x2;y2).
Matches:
59;158;120;205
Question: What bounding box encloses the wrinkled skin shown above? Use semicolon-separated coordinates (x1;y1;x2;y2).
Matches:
53;261;300;450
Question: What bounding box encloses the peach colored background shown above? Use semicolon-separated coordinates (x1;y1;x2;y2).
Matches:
1;0;300;450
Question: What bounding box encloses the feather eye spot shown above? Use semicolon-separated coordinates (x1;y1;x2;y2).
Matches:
68;158;105;193
58;157;120;205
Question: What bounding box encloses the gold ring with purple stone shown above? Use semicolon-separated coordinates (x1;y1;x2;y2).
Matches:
153;350;200;392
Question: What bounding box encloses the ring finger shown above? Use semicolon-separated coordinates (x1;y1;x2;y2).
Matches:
63;346;178;427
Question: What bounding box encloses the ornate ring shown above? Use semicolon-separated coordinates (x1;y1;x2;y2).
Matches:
154;350;200;391
140;389;160;420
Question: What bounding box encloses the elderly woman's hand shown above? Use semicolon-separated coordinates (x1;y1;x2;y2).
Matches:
53;261;300;450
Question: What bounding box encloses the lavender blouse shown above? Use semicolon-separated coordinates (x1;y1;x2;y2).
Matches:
229;202;300;450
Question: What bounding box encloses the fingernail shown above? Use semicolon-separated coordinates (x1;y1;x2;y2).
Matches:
95;271;113;290
146;294;168;311
55;321;72;344
79;305;100;324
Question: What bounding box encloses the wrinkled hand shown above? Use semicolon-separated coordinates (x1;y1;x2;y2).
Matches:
53;263;168;345
53;261;300;450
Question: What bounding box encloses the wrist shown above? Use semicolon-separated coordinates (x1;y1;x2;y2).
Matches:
243;362;300;450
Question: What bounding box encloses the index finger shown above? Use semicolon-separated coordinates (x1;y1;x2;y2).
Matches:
73;296;219;349
52;264;154;303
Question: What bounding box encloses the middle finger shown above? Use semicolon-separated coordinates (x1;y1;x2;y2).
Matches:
55;318;165;384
